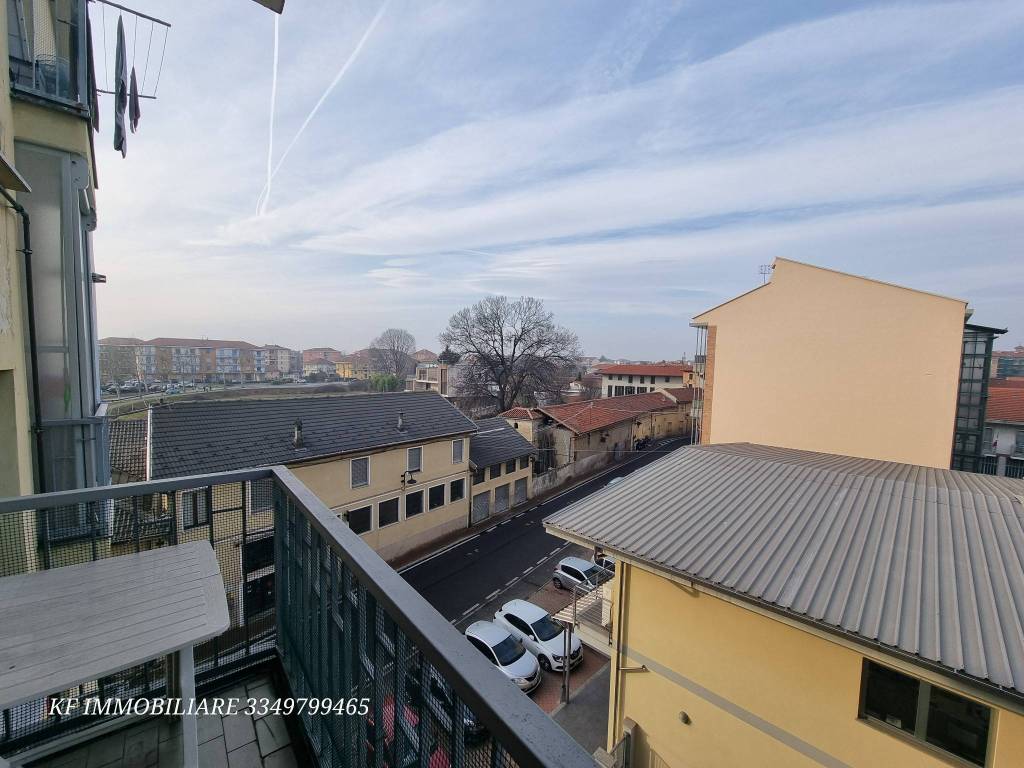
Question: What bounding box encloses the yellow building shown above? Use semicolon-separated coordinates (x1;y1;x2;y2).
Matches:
546;443;1024;768
144;391;477;563
596;364;695;398
1;0;107;499
467;417;535;524
692;258;973;469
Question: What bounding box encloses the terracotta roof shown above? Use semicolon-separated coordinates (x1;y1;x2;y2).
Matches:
146;337;259;349
99;336;144;346
663;387;697;403
539;392;675;434
595;363;692;376
414;349;439;363
987;388;1024;424
993;348;1024;359
991;378;1024;389
500;407;543;420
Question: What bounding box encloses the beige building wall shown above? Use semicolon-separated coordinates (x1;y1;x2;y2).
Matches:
470;458;532;515
291;435;472;562
610;562;1024;768
693;258;966;468
601;373;690;397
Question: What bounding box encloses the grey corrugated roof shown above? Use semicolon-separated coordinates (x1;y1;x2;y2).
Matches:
109;419;147;480
150;392;476;479
545;443;1024;700
469;417;536;469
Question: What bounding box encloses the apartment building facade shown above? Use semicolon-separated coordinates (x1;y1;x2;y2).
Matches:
546;444;1024;768
141;391;477;563
1;0;108;496
983;383;1024;478
468;417;534;524
691;258;994;469
597;363;694;397
992;346;1024;379
98;337;301;383
302;346;343;364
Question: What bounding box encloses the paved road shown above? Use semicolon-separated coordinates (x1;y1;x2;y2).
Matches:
400;437;689;621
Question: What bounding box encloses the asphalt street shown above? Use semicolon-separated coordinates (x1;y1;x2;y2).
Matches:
399;437;689;622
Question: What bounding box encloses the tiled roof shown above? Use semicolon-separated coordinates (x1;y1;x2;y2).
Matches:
99;336;144;346
469;417;536;468
539;392;675;434
595;363;691;376
500;407;543;420
662;387;697;403
109;419;147;480
414;349;439;363
545;443;1024;701
149;392;477;479
146;337;260;349
987;388;1024;424
993;348;1024;359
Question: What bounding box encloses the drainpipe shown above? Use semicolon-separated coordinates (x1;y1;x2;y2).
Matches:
1;187;47;493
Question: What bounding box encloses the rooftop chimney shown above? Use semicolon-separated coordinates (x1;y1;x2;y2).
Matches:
293;419;304;448
397;411;406;432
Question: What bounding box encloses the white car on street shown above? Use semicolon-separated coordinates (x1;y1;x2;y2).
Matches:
464;621;541;693
552;556;605;592
494;599;582;672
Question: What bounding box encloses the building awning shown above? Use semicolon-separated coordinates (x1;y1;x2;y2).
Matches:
0;148;31;193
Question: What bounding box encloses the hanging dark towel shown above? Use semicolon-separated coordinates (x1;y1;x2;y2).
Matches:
86;17;99;132
129;66;141;133
113;16;128;157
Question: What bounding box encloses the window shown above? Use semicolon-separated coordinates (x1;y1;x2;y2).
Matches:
407;446;423;473
607;386;612;397
429;484;446;510
1016;430;1024;454
627;375;633;383
378;498;399;527
450;478;465;502
452;439;464;464
406;490;424;517
351;457;369;488
614;386;624;396
860;660;990;766
346;506;372;534
472;467;485;484
519;456;529;471
506;614;532;635
489;464;502;480
183;491;209;528
639;376;645;384
505;459;517;474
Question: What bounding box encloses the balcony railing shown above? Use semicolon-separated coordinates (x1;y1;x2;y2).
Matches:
0;467;595;767
7;0;89;109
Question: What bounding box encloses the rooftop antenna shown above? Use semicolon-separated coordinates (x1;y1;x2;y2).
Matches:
758;264;772;285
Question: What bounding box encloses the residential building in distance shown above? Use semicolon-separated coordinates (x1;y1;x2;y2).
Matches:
302;346;344;364
536;391;692;470
468;417;535;524
405;361;462;395
261;343;301;378
596;363;695;397
546;443;1024;768
302;357;337;377
336;348;378;379
413;348;439;363
500;406;544;444
691;258;1002;470
982;383;1024;478
141;391;476;562
992;345;1024;379
98;336;299;384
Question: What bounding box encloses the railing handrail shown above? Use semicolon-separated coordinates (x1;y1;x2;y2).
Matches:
273;465;597;768
0;467;275;513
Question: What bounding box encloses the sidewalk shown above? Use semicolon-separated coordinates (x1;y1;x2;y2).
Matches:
552;661;611;755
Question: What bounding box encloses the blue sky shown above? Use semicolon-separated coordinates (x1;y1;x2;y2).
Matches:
92;0;1024;358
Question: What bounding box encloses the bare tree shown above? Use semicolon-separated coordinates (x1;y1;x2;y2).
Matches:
370;328;417;378
99;345;137;394
439;296;582;412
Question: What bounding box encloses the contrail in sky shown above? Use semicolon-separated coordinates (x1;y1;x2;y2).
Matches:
257;13;280;216
256;1;390;214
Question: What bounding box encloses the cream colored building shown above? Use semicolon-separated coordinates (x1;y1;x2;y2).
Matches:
597;364;695;398
692;258;970;468
546;444;1024;768
143;392;477;563
1;0;107;499
467;417;534;524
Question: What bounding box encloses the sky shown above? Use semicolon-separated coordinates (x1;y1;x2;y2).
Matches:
91;0;1024;359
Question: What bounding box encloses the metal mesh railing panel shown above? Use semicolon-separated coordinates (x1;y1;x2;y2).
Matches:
0;477;276;752
276;489;518;768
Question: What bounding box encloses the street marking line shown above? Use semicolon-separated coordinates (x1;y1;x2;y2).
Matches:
549;548;560;556
523;567;534;575
536;558;547;565
514;512;525;518
485;526;497;533
461;603;482;617
397;532;482;574
506;578;517;587
485;590;501;600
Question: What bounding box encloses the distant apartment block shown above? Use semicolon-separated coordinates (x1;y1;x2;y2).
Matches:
405;361;463;396
302;357;337;377
982;382;1024;478
596;363;694;397
992;345;1024;379
98;337;301;384
302;347;344;364
691;258;1003;470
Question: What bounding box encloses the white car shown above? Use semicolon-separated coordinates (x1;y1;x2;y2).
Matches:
552;556;605;592
494;599;582;672
464;621;541;694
